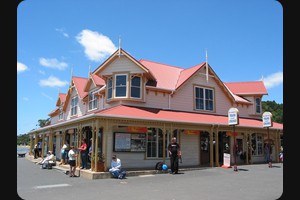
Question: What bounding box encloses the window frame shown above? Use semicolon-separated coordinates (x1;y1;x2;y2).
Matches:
115;74;128;98
255;97;261;114
194;86;214;111
88;90;98;111
130;75;142;99
251;133;263;156
71;96;78;116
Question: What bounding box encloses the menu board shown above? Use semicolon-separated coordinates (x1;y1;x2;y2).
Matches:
114;132;146;152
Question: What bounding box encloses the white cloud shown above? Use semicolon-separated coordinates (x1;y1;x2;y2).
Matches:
17;62;29;73
76;29;117;62
55;28;69;38
41;92;54;101
39;70;46;75
39;76;68;87
39;58;68;70
260;71;283;89
23;97;29;101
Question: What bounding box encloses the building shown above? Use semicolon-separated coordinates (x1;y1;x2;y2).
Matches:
28;48;283;172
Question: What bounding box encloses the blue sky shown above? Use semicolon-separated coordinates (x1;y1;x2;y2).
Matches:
17;0;283;135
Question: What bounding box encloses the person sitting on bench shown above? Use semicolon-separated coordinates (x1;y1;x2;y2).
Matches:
37;151;54;165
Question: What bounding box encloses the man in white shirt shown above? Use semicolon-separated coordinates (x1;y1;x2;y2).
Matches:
109;155;121;178
37;151;54;165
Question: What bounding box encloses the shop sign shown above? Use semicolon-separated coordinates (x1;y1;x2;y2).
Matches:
262;112;273;127
184;130;200;135
127;126;147;133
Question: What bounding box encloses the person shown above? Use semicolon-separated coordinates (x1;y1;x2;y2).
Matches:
88;138;93;163
279;146;283;162
36;151;54;165
33;143;39;159
264;144;269;163
68;146;78;177
78;139;88;169
60;141;70;165
168;137;181;174
109;155;122;178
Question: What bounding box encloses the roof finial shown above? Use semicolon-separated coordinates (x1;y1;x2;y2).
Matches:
88;64;91;77
205;48;208;83
70;66;73;86
118;35;121;57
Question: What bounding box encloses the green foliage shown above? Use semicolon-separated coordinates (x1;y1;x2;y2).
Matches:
38;118;51;127
17;133;30;146
262;100;283;123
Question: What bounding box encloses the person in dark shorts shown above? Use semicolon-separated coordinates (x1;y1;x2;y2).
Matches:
168;137;181;174
68;146;78;177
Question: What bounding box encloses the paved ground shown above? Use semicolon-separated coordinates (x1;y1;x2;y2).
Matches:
17;156;284;200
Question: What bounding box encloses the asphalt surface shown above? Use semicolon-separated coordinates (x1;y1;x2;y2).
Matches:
17;156;284;200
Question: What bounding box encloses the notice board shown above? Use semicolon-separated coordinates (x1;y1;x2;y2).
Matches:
114;132;146;152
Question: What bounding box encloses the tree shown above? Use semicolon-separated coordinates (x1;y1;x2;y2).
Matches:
37;118;51;127
262;100;283;123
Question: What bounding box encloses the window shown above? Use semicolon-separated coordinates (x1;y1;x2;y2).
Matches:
107;77;112;100
255;98;261;114
58;108;63;120
131;76;141;98
71;96;78;116
147;128;166;158
115;74;127;97
251;133;263;156
88;91;98;110
195;87;214;111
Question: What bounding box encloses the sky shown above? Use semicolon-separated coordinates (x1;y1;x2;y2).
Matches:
17;0;283;135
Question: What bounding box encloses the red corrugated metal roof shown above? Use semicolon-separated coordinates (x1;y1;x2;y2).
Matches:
91;73;105;86
95;105;283;129
72;76;88;99
224;81;268;95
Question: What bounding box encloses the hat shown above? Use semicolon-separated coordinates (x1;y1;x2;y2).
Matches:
90;138;93;140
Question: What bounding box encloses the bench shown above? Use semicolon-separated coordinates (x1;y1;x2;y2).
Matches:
48;156;57;166
18;153;26;157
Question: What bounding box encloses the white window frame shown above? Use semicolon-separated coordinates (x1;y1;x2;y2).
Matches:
88;90;98;111
251;133;263;156
130;75;142;99
58;108;63;120
115;74;128;98
194;86;214;111
107;77;113;100
71;96;78;116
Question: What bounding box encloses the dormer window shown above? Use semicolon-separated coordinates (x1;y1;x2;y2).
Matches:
131;76;141;98
115;74;127;98
106;73;143;101
255;97;261;114
71;96;78;116
107;77;113;100
88;90;98;111
58;107;63;120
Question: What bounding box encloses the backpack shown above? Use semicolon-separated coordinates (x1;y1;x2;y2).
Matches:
118;170;126;179
155;162;163;170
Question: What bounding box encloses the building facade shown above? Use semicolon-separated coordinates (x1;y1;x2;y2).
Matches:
28;48;283;172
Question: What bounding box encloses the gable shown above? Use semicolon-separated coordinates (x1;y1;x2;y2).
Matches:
100;56;145;76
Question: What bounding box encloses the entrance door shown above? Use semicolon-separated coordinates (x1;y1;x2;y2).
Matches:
218;132;230;165
200;132;210;165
